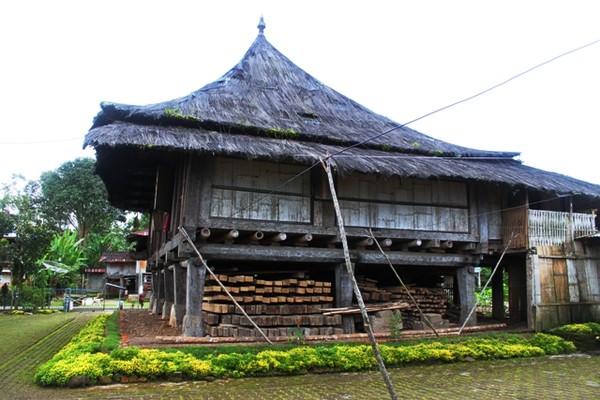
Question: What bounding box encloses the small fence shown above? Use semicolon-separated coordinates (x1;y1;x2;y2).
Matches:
502;207;597;248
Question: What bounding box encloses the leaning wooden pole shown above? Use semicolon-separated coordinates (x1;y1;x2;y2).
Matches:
457;232;516;335
179;227;273;344
321;157;399;400
370;229;440;337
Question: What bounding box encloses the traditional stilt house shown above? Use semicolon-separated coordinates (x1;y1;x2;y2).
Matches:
84;19;600;337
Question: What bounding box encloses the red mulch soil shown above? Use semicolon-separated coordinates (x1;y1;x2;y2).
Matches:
119;309;181;347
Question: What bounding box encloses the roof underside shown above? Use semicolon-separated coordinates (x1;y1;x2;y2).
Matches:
84;30;600;211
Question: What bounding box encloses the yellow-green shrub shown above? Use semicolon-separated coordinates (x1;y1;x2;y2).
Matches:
35;314;578;387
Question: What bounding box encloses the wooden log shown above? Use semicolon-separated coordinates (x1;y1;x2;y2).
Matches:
422;239;441;248
266;232;287;243
247;231;264;243
457;242;477;251
379;238;393;248
198;227;211;239
216;229;239;243
295;233;313;245
401;239;422;251
354;237;374;248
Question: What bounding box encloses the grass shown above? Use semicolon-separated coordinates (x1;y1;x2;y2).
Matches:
0;312;96;397
0;312;77;360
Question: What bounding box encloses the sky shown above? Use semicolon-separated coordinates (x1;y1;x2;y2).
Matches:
1;1;599;187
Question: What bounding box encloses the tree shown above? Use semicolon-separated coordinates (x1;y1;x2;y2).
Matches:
1;162;140;293
38;158;124;239
0;177;54;289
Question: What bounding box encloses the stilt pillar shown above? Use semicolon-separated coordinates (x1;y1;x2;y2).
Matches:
152;268;165;315
491;266;505;320
335;263;355;333
456;266;477;326
169;263;187;327
161;265;174;320
183;258;206;337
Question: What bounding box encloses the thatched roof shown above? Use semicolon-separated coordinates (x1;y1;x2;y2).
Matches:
84;20;600;211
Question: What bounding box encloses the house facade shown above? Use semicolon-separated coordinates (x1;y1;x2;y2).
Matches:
84;20;600;338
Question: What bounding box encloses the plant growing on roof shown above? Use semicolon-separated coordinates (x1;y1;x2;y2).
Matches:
411;141;421;149
164;107;200;122
266;127;297;138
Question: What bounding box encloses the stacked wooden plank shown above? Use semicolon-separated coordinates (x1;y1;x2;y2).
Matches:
356;276;392;302
383;286;449;327
203;274;334;304
202;274;342;338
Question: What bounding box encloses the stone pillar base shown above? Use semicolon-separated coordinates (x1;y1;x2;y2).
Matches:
161;301;173;320
169;304;186;327
153;299;165;316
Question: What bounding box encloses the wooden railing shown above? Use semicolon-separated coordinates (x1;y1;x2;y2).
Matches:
502;207;597;248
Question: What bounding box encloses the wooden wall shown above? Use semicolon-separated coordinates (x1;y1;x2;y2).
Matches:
532;244;600;331
179;157;490;239
337;174;469;232
210;158;311;223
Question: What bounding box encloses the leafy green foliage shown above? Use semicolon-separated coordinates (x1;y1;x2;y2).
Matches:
41;229;87;275
551;322;600;335
389;311;403;339
1;160;138;293
38;158;123;239
528;333;576;355
0;177;54;289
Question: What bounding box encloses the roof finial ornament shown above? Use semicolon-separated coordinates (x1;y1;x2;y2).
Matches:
257;15;266;35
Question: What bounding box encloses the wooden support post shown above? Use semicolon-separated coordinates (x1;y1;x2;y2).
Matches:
169;262;187;327
492;265;505;320
456;266;477;327
161;265;174;320
183;258;206;337
152;268;165;315
335;263;355;333
149;269;159;312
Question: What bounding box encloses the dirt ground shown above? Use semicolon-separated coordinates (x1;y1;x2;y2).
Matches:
119;309;181;347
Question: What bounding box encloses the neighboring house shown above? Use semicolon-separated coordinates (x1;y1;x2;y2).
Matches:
84;266;106;291
99;251;149;297
84;19;600;337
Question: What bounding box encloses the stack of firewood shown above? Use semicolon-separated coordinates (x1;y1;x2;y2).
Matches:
202;274;342;338
355;276;392;302
383;286;449;326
